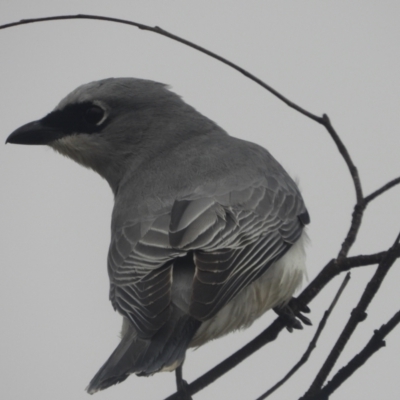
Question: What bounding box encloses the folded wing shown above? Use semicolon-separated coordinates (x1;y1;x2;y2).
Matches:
108;177;309;338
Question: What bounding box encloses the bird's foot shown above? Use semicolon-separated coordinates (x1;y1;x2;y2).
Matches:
274;297;312;332
175;365;192;400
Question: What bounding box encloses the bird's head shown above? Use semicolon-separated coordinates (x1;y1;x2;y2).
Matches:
6;78;206;193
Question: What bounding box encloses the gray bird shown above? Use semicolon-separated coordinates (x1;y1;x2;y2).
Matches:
6;78;310;394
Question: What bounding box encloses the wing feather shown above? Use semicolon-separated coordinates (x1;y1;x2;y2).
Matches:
108;174;308;338
167;182;307;321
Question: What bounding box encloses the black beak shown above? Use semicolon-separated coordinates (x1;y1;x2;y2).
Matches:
6;120;66;145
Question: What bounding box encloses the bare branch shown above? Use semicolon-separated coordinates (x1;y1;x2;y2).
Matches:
255;273;351;400
0;14;322;123
341;249;400;269
321;114;364;206
300;232;400;400
318;309;400;398
309;114;366;262
364;176;400;204
295;245;400;311
337;175;400;260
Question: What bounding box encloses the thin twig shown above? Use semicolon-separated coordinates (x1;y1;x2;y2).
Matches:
299;172;400;304
364;176;400;204
255;273;351;400
0;14;322;123
300;232;400;400
321;114;363;206
296;245;400;308
318;309;400;399
341;249;400;269
337;175;400;260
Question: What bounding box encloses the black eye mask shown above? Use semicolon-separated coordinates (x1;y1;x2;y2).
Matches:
41;102;107;134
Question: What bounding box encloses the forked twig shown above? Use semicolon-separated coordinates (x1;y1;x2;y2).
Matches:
364;177;400;204
319;309;400;398
300;232;400;399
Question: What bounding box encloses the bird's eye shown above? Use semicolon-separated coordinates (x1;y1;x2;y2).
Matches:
83;106;105;125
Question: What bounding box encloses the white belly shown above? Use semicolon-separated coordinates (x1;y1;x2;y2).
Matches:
189;232;308;348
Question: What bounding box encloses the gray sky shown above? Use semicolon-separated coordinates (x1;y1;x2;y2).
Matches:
1;2;399;400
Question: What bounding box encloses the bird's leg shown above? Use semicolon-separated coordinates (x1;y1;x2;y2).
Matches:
274;297;312;332
175;364;192;400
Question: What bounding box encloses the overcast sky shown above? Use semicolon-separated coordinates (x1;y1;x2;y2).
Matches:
1;2;399;400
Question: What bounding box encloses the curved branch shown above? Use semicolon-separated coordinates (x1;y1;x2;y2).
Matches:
0;14;321;123
321;114;363;206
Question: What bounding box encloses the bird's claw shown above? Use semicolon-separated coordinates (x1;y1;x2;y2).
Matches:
274;297;312;332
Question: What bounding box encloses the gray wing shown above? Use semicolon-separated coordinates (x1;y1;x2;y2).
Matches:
108;213;185;338
170;179;309;321
108;177;309;338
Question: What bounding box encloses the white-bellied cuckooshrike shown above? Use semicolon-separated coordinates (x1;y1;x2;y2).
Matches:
6;78;310;394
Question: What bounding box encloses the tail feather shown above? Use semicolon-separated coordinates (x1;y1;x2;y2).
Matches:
86;306;200;394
